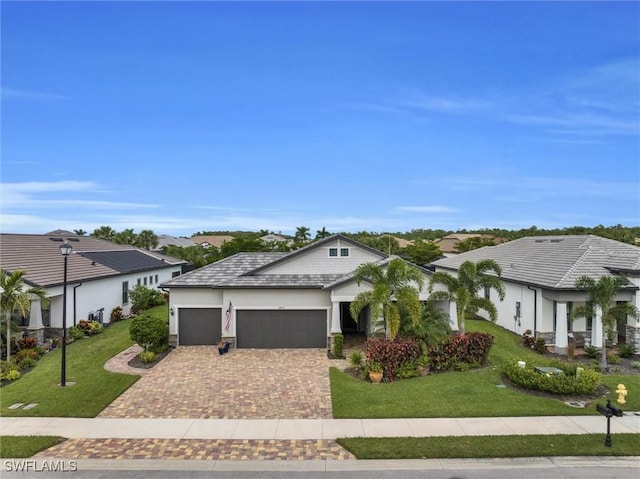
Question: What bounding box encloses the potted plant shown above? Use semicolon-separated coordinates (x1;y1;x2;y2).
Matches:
367;360;383;383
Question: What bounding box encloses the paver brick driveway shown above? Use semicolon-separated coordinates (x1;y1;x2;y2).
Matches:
100;347;338;419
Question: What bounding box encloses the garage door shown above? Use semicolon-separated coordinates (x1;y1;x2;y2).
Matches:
236;310;326;348
178;308;221;346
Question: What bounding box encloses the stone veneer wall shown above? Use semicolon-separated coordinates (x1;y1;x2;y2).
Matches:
626;325;640;349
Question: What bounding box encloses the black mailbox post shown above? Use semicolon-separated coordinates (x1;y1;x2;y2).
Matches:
595;399;623;447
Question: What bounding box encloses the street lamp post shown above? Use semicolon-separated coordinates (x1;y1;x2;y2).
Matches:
59;241;72;386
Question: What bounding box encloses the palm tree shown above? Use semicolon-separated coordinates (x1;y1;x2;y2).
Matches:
73;229;87;236
428;259;505;335
399;300;451;351
114;228;137;245
1;270;48;363
315;227;330;240
350;258;425;340
92;225;116;241
294;226;310;243
135;229;159;250
570;275;639;372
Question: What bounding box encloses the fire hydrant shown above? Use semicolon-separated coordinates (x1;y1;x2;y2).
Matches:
616;384;627;405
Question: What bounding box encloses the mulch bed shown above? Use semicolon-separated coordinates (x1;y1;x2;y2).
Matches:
127;348;172;370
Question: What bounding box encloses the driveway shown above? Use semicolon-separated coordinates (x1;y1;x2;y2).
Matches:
100;348;338;419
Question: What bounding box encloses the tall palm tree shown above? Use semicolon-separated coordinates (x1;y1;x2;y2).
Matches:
350;258;425;340
295;226;310;243
114;228;137;245
428;259;505;335
135;230;159;250
1;270;48;363
315;227;330;240
570;275;639;372
92;225;116;241
73;229;87;236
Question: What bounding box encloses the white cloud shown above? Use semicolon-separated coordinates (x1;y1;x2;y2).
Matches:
1;87;68;101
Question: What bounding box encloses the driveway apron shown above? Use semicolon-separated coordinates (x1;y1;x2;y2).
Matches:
100;348;336;419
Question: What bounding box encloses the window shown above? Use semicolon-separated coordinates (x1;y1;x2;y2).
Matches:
144;277;147;286
172;271;180;278
340;248;349;257
149;276;153;285
155;274;158;283
122;281;129;304
484;286;490;300
329;248;338;257
137;278;141;286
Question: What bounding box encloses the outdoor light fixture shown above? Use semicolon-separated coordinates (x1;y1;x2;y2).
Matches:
170;307;174;316
59;241;72;386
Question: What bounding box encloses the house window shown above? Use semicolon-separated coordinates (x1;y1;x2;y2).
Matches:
149;276;153;285
484;286;490;300
329;248;338;257
137;278;141;286
340;248;349;257
155;274;158;283
144;277;147;286
122;281;129;304
172;271;180;278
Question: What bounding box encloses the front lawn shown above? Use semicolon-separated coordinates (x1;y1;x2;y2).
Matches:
0;306;169;417
331;318;640;418
0;436;65;458
337;434;640;459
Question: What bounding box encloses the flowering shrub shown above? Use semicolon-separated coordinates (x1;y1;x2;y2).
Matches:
78;320;103;336
16;337;37;350
110;306;124;322
427;332;495;372
364;338;421;382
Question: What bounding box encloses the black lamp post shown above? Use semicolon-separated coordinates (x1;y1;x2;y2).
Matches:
59;240;72;386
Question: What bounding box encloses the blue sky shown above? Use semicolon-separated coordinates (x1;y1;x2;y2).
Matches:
2;1;639;237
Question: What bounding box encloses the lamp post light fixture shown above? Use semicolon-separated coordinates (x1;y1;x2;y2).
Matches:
59;240;72;386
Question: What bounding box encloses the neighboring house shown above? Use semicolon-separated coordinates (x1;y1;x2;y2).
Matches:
191;235;235;248
431;235;640;351
380;235;414;249
154;235;196;251
435;233;505;256
161;235;431;349
0;233;185;344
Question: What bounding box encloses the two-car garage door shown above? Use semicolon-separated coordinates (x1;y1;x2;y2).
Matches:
178;308;327;348
236;310;326;348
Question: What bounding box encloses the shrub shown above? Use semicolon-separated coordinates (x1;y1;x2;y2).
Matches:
139;350;157;363
16;349;39;362
583;344;600;359
110;306;124;322
607;354;621;365
522;330;535;348
427;332;495;372
533;337;547;354
68;326;85;340
16;337;37;350
130;313;169;353
618;344;637;359
3;369;21;381
78;320;103;336
1;361;21;381
129;285;166;312
504;361;601;395
332;334;344;357
395;360;420;379
18;357;38;370
364;338;421;382
349;351;363;368
631;361;640;370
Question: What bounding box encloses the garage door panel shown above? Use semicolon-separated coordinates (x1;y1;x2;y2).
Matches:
178;308;221;346
237;310;326;348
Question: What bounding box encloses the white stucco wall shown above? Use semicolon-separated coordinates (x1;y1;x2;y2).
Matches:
46;267;181;329
263;239;383;275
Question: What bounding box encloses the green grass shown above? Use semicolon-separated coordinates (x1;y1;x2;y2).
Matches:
0;306;170;417
331;318;640;418
0;436;65;458
337;434;640;459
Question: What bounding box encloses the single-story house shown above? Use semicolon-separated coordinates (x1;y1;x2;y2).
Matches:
161;234;432;349
431;235;640;351
0;233;185;345
435;233;506;256
191;235;235;248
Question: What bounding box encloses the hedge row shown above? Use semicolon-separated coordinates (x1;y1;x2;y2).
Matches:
427;332;495;371
364;338;422;382
503;362;601;395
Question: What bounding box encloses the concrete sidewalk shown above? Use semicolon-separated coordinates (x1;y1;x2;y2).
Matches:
2;414;639;439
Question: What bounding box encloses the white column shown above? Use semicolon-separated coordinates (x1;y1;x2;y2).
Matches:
592;308;603;348
330;301;341;334
27;298;44;330
554;301;568;354
449;301;458;332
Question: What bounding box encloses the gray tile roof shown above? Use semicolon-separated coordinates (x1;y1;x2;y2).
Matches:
431;235;640;290
77;250;173;274
1;233;184;288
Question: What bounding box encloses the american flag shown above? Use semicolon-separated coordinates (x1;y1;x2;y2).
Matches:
225;301;233;332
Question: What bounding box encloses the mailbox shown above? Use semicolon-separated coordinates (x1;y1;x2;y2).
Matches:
595;399;624;447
